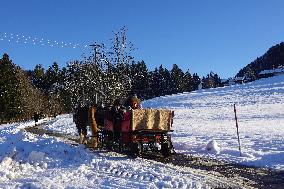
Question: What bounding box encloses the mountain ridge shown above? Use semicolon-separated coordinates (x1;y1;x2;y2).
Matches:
236;42;284;80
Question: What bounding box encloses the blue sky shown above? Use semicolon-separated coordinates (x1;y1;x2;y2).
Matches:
0;0;284;78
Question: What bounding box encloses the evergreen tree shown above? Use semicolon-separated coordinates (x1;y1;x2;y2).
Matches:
147;65;172;97
160;66;173;95
202;71;221;89
62;57;104;110
46;62;61;91
0;54;48;123
171;64;184;94
213;73;222;87
31;64;46;90
63;61;87;110
149;67;163;97
45;62;65;115
183;70;194;92
192;73;201;90
129;61;151;100
243;67;257;81
0;54;19;122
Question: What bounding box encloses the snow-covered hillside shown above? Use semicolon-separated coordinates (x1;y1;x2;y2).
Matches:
143;75;284;170
1;75;284;188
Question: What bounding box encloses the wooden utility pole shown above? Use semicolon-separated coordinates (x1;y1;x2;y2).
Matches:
234;104;242;156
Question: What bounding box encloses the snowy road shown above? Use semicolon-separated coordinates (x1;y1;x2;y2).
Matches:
0;119;247;189
22;122;284;189
23;122;248;189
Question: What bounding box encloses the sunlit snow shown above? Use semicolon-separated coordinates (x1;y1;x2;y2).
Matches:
1;75;284;188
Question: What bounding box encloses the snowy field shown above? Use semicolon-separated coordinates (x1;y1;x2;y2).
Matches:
144;75;284;170
0;75;284;188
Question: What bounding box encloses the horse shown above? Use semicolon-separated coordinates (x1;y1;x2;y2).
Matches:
73;105;99;148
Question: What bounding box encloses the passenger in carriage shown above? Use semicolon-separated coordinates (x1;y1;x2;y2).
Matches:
124;94;141;110
110;99;125;141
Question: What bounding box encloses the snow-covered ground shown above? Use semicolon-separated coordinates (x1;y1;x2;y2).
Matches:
1;75;284;188
0;116;229;189
144;75;284;170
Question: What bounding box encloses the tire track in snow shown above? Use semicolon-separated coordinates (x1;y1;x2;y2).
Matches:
24;122;284;188
90;158;206;189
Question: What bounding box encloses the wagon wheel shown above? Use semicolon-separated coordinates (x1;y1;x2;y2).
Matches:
129;142;142;158
161;142;171;157
105;131;114;150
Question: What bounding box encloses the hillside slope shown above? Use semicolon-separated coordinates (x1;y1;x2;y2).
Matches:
143;75;284;169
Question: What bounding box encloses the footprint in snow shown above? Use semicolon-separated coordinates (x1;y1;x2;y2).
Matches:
132;174;138;179
138;175;144;181
121;172;127;177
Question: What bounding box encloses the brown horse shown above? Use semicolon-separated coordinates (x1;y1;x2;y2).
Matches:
73;106;99;148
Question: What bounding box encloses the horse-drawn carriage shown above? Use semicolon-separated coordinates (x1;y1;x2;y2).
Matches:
74;106;175;157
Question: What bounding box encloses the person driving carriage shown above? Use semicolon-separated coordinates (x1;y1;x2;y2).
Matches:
110;99;125;141
124;94;141;110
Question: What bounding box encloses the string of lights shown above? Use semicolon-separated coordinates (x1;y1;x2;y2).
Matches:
0;32;89;49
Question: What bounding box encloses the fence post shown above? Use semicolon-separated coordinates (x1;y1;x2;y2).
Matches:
234;104;242;156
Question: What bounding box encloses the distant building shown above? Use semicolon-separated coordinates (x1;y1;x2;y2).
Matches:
221;78;235;86
221;76;251;86
259;67;284;78
220;79;228;84
234;77;246;84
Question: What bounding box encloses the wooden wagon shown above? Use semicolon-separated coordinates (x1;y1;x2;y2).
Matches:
98;108;174;157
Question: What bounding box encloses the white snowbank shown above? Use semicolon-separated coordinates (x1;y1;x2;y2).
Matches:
206;140;220;154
